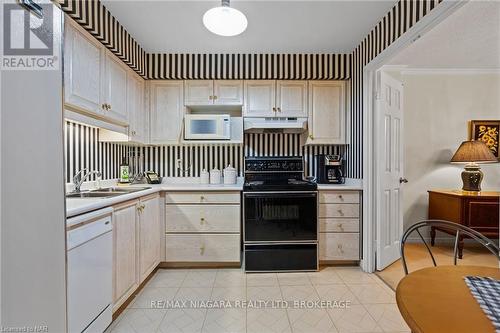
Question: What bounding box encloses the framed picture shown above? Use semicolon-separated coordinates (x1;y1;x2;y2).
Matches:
469;120;500;159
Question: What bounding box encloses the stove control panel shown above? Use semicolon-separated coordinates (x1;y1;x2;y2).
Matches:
245;157;304;172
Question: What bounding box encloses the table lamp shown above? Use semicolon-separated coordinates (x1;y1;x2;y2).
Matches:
450;140;497;191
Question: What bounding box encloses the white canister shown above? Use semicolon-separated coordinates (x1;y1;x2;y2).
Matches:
200;169;209;184
223;165;237;185
209;168;221;184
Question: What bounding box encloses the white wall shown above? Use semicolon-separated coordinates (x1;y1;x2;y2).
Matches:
402;73;500;230
1;4;67;331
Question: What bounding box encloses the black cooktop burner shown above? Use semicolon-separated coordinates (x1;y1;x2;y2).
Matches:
243;156;318;191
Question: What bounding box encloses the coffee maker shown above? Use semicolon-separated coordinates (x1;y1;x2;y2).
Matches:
316;154;345;184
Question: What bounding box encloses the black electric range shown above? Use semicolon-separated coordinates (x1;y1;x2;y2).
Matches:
243;157;318;272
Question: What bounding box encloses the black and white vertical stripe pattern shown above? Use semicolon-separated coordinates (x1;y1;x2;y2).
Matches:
147;53;350;80
245;133;346;177
58;0;147;77
64;121;125;183
348;0;444;179
128;144;244;178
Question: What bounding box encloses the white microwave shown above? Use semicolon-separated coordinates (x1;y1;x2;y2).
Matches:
184;114;231;140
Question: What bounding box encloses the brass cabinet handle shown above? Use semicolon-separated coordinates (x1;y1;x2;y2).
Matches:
338;194;343;200
102;103;107;110
200;217;205;224
309;134;314;140
200;195;205;201
272;107;276;112
213;95;218;100
107;104;112;110
200;245;205;255
209;95;213;100
338;244;344;253
338;223;344;231
277;107;281;112
337;209;344;216
131;130;136;136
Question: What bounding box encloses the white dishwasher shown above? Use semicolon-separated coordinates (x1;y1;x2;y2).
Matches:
67;207;113;333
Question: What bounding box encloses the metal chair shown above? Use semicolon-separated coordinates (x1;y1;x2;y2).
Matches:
400;220;500;275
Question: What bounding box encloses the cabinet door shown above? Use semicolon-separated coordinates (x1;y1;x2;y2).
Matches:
127;73;147;143
276;81;307;117
102;52;128;123
113;203;138;308
214;80;243;105
150;81;184;144
138;196;161;282
64;21;103;115
185;80;213;105
307;81;346;144
243;80;276;117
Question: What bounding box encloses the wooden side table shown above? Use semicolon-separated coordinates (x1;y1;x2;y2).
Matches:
428;190;499;258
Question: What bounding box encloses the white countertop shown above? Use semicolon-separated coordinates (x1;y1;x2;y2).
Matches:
317;178;363;190
66;178;244;218
66;177;363;218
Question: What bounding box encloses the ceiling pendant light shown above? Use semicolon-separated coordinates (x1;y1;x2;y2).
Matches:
203;0;248;37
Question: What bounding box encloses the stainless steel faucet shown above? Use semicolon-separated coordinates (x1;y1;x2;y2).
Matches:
73;168;102;193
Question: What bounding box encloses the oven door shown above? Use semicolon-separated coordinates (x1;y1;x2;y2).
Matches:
244;191;317;242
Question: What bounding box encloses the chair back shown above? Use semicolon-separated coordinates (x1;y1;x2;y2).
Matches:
400;220;500;275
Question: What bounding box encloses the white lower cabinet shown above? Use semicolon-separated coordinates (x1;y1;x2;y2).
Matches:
112;194;162;312
166;234;240;262
165;191;241;264
318;190;361;262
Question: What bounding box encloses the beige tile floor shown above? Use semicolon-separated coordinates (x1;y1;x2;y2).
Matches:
376;243;499;290
106;267;410;333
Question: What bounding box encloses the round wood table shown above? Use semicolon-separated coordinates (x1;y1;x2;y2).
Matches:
396;265;500;333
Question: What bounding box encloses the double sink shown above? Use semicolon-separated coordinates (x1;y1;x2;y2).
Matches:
66;187;151;199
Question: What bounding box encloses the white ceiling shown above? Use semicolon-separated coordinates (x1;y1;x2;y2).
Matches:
388;1;500;69
101;0;398;53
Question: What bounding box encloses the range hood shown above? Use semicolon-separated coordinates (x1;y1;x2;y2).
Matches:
244;117;308;133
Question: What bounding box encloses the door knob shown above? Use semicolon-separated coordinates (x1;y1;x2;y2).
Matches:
399;178;409;184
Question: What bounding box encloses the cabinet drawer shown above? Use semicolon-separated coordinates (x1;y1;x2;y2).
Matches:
319;204;359;218
165;192;240;204
166;205;240;233
319;191;359;204
319;218;359;233
165;234;240;262
319;233;359;260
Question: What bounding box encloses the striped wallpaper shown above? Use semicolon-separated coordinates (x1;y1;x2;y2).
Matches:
147;53;350;80
346;0;444;179
61;0;446;182
57;0;147;77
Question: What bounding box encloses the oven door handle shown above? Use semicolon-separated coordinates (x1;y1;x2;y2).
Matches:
243;192;317;199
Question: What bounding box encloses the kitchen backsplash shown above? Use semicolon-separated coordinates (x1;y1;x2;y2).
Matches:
65;121;347;183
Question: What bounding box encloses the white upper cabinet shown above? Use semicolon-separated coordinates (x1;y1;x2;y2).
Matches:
102;51;128;123
64;20;103;116
244;80;308;117
185;80;243;106
276;81;308;117
213;80;243;105
307;81;347;145
184;80;213;105
127;72;147;144
243;80;276;117
150;81;184;144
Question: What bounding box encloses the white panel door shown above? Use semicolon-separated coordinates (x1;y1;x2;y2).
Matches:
376;71;405;270
214;80;243;105
185;80;213;105
276;81;307;117
103;52;128;123
243;80;276;117
307;81;346;144
150;81;184;144
64;21;103;115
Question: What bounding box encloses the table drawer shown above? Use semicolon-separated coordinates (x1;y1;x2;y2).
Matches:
319;204;360;218
165;234;240;262
319;232;359;260
319;218;359;233
165;192;240;204
166;205;240;233
320;191;360;204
